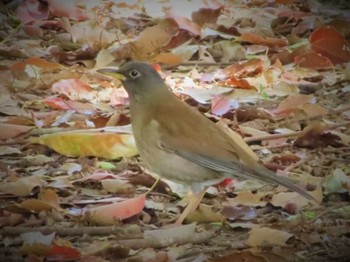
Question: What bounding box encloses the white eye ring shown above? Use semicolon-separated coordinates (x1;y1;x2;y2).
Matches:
129;69;141;79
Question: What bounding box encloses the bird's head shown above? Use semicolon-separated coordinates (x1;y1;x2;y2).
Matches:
97;61;166;98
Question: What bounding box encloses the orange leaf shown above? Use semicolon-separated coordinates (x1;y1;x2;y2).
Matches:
46;244;80;260
294;51;333;69
152;53;182;65
20;200;54;212
10;57;62;73
274;94;316;115
240;33;288;47
87;194;146;225
25;57;62;69
226;76;255;89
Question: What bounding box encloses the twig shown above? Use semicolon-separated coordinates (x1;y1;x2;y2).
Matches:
28;125;133;136
245;121;350;143
298;104;350;122
0;226;213;249
118;230;213;249
0;140;28;146
0;22;21;46
284;159;307;172
244;131;302;143
28;127;77;136
162;61;233;69
0;225;143;237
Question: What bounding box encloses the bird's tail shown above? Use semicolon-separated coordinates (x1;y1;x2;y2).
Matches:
244;162;319;203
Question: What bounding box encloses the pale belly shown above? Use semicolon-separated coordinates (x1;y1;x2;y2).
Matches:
138;142;224;187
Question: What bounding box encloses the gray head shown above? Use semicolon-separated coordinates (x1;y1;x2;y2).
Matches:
98;61;167;98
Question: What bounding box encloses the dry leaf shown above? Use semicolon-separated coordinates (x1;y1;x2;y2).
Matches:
0;176;44;197
86;195;145;225
246;226;293;247
31;131;137;159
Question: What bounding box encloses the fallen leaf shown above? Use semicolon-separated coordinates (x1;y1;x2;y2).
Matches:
274;94;316;115
51;79;93;101
0;146;22;155
228;191;267;207
31;131;137;159
144;223;196;246
211;95;239;116
246;226;293;247
133;19;178;58
0;123;34;140
16;0;49;24
209;250;267;262
191;7;222;27
86;194;145;225
323;168;350;195
0;176;44;197
47;0;89;21
310;26;350;64
294;121;343;148
186;204;225;223
101;178;134;194
240;33;288;47
220;205;257;220
46;243;81;261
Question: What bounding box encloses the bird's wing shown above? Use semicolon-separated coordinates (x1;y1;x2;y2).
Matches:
153;103;251;178
153;104;315;201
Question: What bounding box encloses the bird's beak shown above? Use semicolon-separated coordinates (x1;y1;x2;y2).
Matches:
97;67;126;81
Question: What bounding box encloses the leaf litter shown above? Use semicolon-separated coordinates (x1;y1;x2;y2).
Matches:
1;0;350;261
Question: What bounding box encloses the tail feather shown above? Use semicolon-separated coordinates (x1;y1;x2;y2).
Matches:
246;163;319;203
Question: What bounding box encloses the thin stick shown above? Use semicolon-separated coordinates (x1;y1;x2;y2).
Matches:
0;225;143;237
245;121;350;143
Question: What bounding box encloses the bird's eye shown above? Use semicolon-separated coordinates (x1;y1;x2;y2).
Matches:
129;69;141;79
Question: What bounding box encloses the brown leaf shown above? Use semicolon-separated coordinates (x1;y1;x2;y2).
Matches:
191;7;222;27
210;250;268;262
294;122;343;148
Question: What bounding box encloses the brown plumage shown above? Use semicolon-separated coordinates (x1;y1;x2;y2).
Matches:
98;61;316;224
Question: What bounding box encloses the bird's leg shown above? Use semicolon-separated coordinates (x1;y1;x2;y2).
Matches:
175;188;207;225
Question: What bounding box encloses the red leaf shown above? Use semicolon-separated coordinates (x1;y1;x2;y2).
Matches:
43;97;71;110
46;244;80;261
310;26;350;64
295;51;333;69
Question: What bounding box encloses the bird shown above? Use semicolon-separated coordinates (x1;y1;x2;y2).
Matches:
97;61;317;225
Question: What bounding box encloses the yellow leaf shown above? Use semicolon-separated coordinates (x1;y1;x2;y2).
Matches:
31;131;137;159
